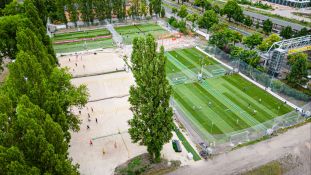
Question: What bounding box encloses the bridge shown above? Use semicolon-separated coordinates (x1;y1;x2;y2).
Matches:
261;35;311;76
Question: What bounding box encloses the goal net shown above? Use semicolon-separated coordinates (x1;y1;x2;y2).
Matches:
229;131;250;146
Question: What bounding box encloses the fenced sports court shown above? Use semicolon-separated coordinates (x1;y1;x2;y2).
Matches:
115;23;169;45
166;47;310;154
52;28;114;53
52;22;169;53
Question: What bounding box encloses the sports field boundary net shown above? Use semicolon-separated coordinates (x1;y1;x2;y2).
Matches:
72;69;126;79
171;97;310;154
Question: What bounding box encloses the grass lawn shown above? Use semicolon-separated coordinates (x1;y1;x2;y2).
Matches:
241;161;282;175
115;23;169;44
174;124;201;161
53;38;114;53
52;28;111;42
166;48;293;140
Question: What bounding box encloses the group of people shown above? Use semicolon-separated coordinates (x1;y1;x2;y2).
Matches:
77;105;99;146
86;107;98;130
68;54;86;72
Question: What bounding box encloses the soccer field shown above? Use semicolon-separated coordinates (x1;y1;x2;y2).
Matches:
115;23;168;44
165;48;293;139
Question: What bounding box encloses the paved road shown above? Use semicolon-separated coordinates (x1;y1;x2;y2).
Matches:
163;0;251;36
169;123;311;175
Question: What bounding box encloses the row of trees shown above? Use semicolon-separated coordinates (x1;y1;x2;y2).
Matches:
0;0;88;174
0;0;164;27
170;0;310;39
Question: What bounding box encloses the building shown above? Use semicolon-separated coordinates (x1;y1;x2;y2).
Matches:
243;11;310;33
264;0;310;8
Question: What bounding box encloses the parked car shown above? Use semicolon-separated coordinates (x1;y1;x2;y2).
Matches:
172;140;182;152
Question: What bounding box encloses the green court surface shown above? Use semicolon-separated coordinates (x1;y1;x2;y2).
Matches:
52;28;111;42
115;23;168;44
53;38;114;53
166;48;293;138
52;28;113;53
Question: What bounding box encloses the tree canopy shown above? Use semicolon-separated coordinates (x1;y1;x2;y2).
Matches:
257;33;281;51
243;33;263;49
0;1;88;174
209;26;243;50
198;10;219;30
280;26;293;39
128;34;174;162
287;53;308;87
262;19;273;34
223;0;243;22
178;5;188;19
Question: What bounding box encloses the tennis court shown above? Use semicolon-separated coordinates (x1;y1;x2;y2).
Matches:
52;28;114;53
115;23;169;44
166;48;293;139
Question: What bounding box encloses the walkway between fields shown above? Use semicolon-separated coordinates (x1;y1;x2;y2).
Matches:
106;23;123;45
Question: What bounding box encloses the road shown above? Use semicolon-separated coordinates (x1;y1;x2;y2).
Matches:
169;123;311;175
163;0;251;36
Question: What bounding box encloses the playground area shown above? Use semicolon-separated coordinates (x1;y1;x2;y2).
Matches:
166;47;295;144
61;48;195;175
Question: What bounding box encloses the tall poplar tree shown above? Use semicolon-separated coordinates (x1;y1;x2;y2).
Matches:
67;0;78;27
78;0;94;25
94;0;106;24
128;34;174;162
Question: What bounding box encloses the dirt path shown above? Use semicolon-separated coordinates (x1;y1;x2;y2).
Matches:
169;123;311;175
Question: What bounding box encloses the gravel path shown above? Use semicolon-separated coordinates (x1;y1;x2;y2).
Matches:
169;123;311;175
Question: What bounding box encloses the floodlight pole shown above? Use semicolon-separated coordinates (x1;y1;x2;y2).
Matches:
200;56;204;75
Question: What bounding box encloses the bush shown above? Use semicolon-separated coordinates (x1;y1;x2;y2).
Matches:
168;16;177;25
168;17;188;34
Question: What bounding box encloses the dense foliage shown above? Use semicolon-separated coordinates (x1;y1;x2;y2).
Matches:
1;0;163;26
168;17;187;34
209;24;243;51
287;53;308;87
0;1;88;174
257;33;281;51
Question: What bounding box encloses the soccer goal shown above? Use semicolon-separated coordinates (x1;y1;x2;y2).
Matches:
211;68;226;77
171;76;188;85
229;131;250;146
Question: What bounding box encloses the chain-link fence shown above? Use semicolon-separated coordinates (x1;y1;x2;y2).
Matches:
171;96;310;154
53;38;115;53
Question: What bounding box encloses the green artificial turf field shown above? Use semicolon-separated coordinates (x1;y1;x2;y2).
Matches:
115;23;168;44
53;28;111;42
52;28;113;53
165;47;293;140
53;38;114;53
